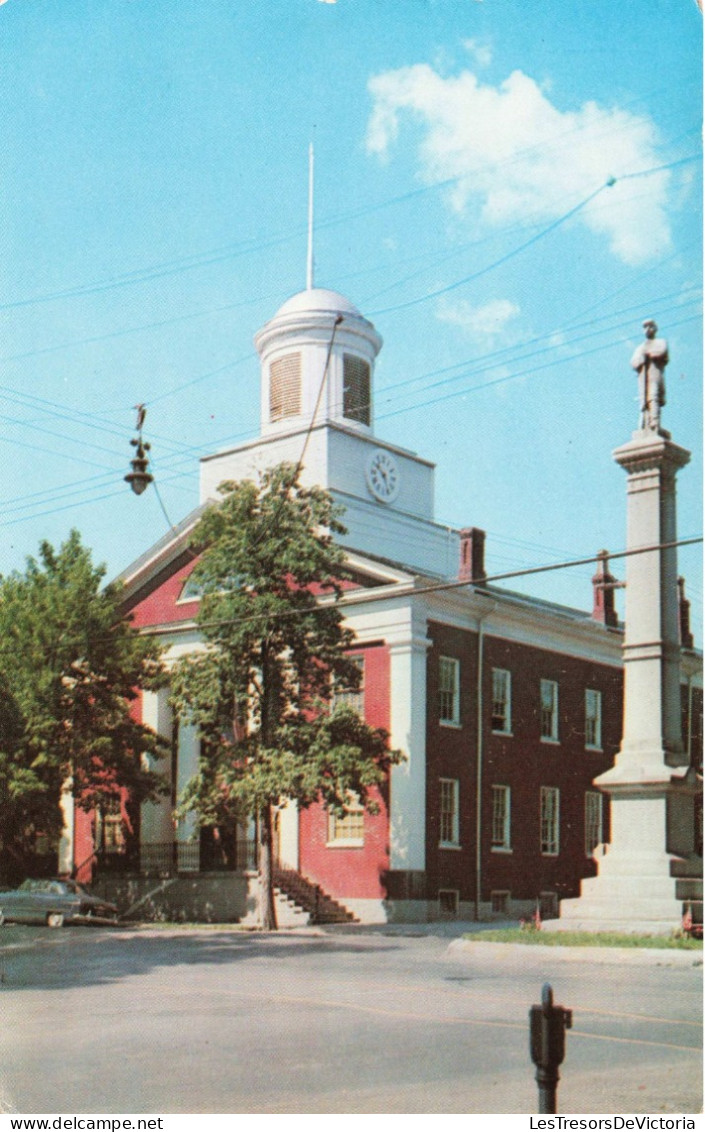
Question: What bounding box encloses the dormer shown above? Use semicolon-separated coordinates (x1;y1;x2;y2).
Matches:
254;288;383;439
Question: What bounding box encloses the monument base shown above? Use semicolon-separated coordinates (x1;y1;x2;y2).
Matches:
547;773;702;935
546;852;702;935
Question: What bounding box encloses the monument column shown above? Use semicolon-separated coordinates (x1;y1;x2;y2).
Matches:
553;321;701;933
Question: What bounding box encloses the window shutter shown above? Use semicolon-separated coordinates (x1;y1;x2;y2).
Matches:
270;353;301;421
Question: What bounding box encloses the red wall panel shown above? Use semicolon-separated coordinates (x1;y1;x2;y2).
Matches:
299;642;392;900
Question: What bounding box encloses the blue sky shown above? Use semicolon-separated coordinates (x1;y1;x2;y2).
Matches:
0;0;702;639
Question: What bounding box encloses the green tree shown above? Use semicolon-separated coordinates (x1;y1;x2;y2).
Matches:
0;531;166;881
170;464;403;930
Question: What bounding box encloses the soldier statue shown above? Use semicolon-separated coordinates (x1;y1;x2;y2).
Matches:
630;319;668;432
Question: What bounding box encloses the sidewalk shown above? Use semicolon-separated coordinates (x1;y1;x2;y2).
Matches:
322;919;704;964
448;935;703;966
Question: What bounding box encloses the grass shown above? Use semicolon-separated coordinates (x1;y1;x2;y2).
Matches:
466;928;703;949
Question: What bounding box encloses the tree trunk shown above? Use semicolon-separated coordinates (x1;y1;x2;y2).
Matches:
258;803;278;931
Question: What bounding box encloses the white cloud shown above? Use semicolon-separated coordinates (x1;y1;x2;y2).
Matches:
435;297;520;345
366;63;672;265
462;38;492;68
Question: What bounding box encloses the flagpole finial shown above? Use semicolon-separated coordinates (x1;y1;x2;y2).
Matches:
307;142;315;291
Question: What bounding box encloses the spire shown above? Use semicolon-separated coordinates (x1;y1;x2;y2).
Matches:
306;142;314;291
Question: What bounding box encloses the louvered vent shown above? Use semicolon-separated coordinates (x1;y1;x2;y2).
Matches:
270;353;302;421
343;354;370;425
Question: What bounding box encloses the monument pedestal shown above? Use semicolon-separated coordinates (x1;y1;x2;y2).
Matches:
549;426;701;935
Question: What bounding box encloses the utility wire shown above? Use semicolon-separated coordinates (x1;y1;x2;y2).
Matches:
0;298;700;525
369;182;613;318
144;537;703;636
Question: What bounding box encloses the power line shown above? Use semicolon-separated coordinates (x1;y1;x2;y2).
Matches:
0;299;699;527
368;155;700;320
369;182;613;319
143;537;703;636
377;310;702;423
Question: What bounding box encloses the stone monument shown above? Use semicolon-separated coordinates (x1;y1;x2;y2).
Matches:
551;322;702;933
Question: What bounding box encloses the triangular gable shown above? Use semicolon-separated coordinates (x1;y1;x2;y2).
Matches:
117;518;414;633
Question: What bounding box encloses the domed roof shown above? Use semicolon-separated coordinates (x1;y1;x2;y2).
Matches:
274;287;363;320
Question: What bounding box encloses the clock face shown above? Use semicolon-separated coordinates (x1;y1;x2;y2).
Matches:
366;450;400;503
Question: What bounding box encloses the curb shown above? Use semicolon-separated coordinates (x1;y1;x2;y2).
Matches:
447;938;704;966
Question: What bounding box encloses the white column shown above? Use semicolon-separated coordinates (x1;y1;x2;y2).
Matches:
175;719;200;870
277;799;299;870
58;789;75;875
604;432;690;781
140;688;174;846
388;609;430;871
554;428;699;933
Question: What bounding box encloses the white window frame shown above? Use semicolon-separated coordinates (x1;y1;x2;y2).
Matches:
439;777;460;848
490;785;511;851
439;656;460;726
585;790;603;858
585;688;603;750
540;786;560;856
491;668;512;734
540;679;559;742
327;794;365;848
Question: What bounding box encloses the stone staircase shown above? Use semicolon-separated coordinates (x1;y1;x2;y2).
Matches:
273;866;357;925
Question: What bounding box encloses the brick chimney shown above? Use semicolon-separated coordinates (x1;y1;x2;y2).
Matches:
678;576;694;650
591;549;619;627
459;527;486;584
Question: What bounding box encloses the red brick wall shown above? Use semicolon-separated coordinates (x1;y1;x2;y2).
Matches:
426;621;623;906
299;642;392;900
127;557;201;628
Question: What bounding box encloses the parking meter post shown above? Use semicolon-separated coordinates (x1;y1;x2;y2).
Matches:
529;983;573;1115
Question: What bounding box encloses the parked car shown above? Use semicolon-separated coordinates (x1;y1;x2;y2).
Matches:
0;878;119;928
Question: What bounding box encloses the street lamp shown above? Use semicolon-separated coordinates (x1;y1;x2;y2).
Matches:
125;403;153;495
125;437;153;495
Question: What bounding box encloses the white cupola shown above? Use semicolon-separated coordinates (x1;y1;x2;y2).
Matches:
254;287;383;439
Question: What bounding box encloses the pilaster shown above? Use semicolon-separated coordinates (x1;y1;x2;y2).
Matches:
140;688;174;846
387;605;431;873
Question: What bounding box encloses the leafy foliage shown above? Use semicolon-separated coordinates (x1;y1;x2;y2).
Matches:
170;464;403;927
0;531;166;875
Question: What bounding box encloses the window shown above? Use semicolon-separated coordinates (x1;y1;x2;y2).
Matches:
491;890;510;914
178;573;202;602
327;796;364;845
491;785;511;850
332;656;365;717
585;689;602;749
343;354;371;426
585;790;603;858
438;890;459;915
270;353;301;421
540;679;559;741
439;656;460;725
98;798;125;853
539;891;559;919
540;786;560;855
439;778;460;846
491;668;512;733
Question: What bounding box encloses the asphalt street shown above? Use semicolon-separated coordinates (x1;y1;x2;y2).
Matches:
0;922;701;1115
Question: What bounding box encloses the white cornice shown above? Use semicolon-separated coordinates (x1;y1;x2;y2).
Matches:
200;420;435;469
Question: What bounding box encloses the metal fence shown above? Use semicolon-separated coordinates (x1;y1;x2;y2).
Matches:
97;838;258;877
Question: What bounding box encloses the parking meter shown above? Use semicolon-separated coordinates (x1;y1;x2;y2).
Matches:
529;983;572;1113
